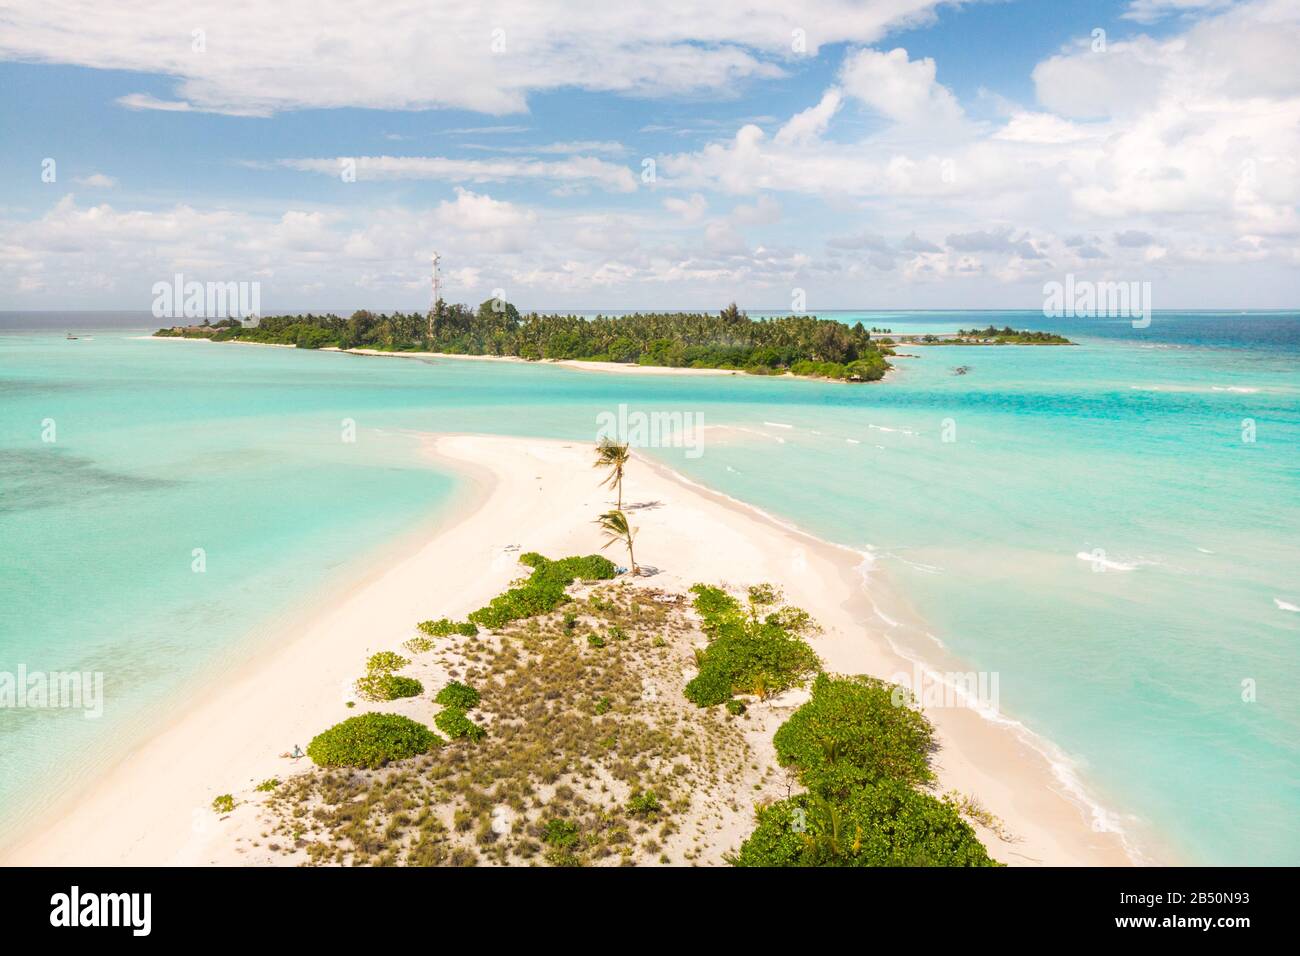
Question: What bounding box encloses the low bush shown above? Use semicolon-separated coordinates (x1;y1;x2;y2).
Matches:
689;584;745;639
255;778;280;792
306;713;442;769
734;782;999;867
543;818;579;848
626;790;662;817
435;681;481;710
469;553;616;630
212;794;235;814
435;706;487;742
416;618;478;637
685;621;821;707
772;673;934;796
365;651;409;673
356;672;423;702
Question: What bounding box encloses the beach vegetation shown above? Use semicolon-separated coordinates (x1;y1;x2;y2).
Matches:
434;706;487;742
255;778;280;792
733;781;998;867
416;618;478;637
468;552;617;629
306;713;442;769
772;673;934;797
434;681;480;710
684;585;821;707
355;650;422;702
212;793;235;814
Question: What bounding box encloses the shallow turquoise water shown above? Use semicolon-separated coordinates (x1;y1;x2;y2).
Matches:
1;314;1297;863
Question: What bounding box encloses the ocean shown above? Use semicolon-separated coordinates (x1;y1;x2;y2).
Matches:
1;310;1297;864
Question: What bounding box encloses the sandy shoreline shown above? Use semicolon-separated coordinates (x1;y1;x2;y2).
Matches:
2;434;1135;866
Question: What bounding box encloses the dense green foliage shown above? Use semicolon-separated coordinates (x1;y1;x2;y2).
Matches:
733;781;999;867
434;681;481;710
684;584;821;707
306;713;441;769
156;299;891;380
211;793;235;814
468;552;617;629
434;706;487;742
417;618;479;637
772;674;934;797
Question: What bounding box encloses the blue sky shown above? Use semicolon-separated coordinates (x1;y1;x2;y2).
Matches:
1;0;1296;312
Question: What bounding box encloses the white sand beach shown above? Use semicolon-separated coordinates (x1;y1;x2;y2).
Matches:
2;434;1134;866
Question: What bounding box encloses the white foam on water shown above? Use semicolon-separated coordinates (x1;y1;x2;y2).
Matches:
1275;598;1299;613
763;421;794;429
878;622;1146;862
1075;551;1140;572
845;438;861;444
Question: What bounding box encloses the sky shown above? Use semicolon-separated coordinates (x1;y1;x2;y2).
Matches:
0;0;1297;313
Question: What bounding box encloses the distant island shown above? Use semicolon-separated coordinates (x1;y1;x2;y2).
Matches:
155;301;892;383
880;325;1073;346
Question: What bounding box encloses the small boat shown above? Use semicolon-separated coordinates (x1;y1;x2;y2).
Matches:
65;332;78;340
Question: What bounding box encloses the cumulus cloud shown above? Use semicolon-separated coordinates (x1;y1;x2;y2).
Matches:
774;89;843;145
839;47;964;127
0;0;957;116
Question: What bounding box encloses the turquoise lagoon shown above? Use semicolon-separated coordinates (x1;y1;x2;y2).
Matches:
0;312;1297;864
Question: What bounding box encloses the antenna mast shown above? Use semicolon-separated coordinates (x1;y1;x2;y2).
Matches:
427;251;441;342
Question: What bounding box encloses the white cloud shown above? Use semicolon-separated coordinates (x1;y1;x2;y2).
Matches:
839;47;964;127
774;89;843;145
73;173;117;188
664;194;708;223
0;0;958;116
278;154;638;193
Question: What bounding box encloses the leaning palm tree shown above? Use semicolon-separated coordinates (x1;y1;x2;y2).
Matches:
596;509;638;575
594;438;631;510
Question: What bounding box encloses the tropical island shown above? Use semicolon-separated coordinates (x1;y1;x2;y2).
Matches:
881;325;1073;346
209;442;1000;867
154;301;893;382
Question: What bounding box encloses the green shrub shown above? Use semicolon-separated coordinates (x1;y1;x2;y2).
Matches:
689;584;745;639
772;673;934;796
435;681;481;710
468;553;616;629
594;696;611;715
435;706;486;742
733;782;999;867
725;699;747;716
365;651;409;673
416;618;478;637
587;632;606;648
306;713;442;769
543;818;579;847
356;672;424;702
403;636;435;654
685;621;821;707
212;794;235;814
255;778;279;792
626;790;662;817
